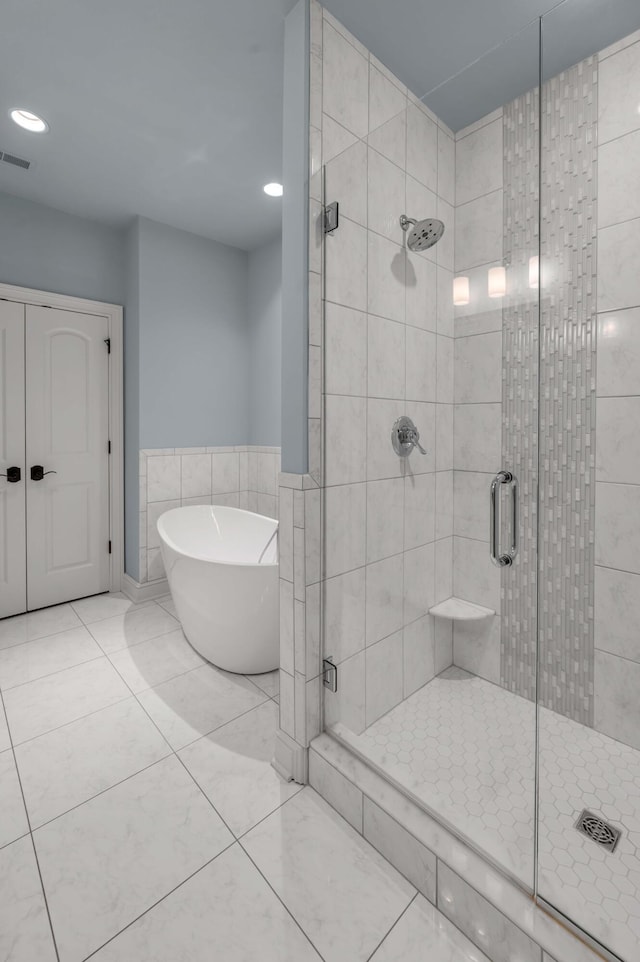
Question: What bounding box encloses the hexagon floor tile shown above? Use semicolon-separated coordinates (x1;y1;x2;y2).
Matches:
352;667;640;961
358;667;536;885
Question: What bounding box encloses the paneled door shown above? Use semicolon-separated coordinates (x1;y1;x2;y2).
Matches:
25;306;110;610
0;301;27;617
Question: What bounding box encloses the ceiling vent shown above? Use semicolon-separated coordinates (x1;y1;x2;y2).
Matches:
0;150;31;171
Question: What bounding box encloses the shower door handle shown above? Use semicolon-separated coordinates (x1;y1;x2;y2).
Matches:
490;470;518;567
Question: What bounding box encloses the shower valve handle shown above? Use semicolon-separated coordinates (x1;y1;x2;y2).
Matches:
392;417;427;457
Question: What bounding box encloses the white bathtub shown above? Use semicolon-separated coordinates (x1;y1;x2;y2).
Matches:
157;505;279;673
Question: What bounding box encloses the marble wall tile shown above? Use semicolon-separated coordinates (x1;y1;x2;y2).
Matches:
180;454;211;499
406;255;438;333
594;649;640;750
324;483;367;578
596;396;640;483
436;336;454;404
309;749;363;832
453;471;491;542
146;500;180;550
369;62;406;134
367;398;406;480
437;863;541;962
407;102;438;194
147;455;181;502
368;233;406;323
367;478;405;562
322;21;369;138
324;395;367;485
454;404;502;472
435;537;453;602
454;333;502;404
437;127;455;206
436;267;454;337
325;139;368;227
406;327;437;403
598;218;640;313
455;118;503;206
598;128;640;228
453;619;501;685
404;543;436;625
598;39;640;144
368;315;406;400
323;568;366;664
435;404;454;470
595;481;640;573
366;631;404;725
435;620;454;673
363;799;437;903
325;216;368;312
404;472;436;550
453;536;499;610
595;565;640;663
403;615;436;697
368;110;407;170
325;304;367;397
455;192;503;271
366;555;404;645
434;470;453;541
324;650;366;734
368;148;406;242
597;308;640;396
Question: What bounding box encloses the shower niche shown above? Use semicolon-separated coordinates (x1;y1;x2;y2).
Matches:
311;2;640;960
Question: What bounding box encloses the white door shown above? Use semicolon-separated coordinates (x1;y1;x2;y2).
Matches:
0;301;27;618
26;306;110;610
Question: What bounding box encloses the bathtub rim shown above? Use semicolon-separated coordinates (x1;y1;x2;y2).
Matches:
157;504;279;568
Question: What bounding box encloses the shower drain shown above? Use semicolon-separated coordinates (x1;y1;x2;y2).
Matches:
574;809;621;853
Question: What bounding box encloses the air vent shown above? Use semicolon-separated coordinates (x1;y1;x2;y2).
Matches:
575;809;621;853
0;150;31;170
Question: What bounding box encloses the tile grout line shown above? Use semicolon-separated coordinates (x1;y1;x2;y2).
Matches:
0;686;62;962
365;891;419;962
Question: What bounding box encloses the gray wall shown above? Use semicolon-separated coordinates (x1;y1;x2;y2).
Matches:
281;0;310;473
248;235;282;446
0;191;125;304
136;217;250;449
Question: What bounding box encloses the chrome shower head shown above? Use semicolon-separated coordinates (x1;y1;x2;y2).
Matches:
400;214;445;252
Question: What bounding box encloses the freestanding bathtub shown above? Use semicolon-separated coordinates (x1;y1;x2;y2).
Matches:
157;505;279;673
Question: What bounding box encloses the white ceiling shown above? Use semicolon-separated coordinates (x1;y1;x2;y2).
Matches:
1;0;638;249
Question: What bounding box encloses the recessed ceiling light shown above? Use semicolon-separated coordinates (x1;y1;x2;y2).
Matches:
263;182;283;197
10;109;49;133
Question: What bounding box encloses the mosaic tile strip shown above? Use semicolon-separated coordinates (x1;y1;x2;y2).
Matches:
537;58;597;725
501;89;540;704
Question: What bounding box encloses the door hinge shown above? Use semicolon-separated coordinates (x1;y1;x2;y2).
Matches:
108;540;112;554
104;337;111;354
108;439;111;454
322;657;338;693
324;201;339;234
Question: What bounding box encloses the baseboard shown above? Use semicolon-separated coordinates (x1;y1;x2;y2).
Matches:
272;729;308;784
121;572;169;603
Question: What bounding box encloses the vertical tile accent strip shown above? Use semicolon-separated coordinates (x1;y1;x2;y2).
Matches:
537;58;597;724
501;59;597;724
501;88;540;704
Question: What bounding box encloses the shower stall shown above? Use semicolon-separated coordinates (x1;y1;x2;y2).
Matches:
311;1;640;959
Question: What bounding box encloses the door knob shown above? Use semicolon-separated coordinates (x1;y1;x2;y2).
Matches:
0;466;21;483
30;465;57;481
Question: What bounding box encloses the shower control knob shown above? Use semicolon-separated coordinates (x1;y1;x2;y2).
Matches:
392;416;427;457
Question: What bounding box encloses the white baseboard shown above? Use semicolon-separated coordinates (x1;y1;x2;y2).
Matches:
272;729;308;784
121;572;169;603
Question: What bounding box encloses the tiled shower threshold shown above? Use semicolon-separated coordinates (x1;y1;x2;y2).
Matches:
318;667;640;962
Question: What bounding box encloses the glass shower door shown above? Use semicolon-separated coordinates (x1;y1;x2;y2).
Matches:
536;3;640;959
317;5;541;891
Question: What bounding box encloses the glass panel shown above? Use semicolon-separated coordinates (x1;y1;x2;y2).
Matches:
319;11;541;890
537;3;640;959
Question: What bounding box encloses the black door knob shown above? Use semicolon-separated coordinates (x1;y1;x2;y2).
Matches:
0;466;21;483
30;465;57;481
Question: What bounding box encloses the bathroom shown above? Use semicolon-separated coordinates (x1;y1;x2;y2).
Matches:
2;0;640;959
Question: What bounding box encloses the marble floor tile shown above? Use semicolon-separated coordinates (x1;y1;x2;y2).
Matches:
34;755;233;962
15;698;170;828
3;657;130;745
0;603;82;651
70;592;155;625
179;701;302;836
243;788;415;962
0;748;29;847
91;844;321;961
108;629;204;693
0;625;102;690
370;894;491;962
155;593;177;618
0;836;57;962
87;605;180;654
136;664;267;750
0;704;10;751
248;668;280;699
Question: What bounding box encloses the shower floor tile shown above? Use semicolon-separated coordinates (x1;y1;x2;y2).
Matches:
357;667;537;884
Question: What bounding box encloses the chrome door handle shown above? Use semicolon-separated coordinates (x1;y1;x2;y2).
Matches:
490;470;518;567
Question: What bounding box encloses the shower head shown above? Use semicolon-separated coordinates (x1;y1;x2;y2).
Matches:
400;214;445;252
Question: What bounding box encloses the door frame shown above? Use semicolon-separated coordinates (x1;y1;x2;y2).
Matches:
0;283;124;597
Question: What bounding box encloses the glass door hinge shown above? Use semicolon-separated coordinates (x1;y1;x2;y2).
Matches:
324;201;339;234
323;657;338;693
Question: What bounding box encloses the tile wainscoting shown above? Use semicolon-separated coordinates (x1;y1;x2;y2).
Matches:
138;446;281;585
